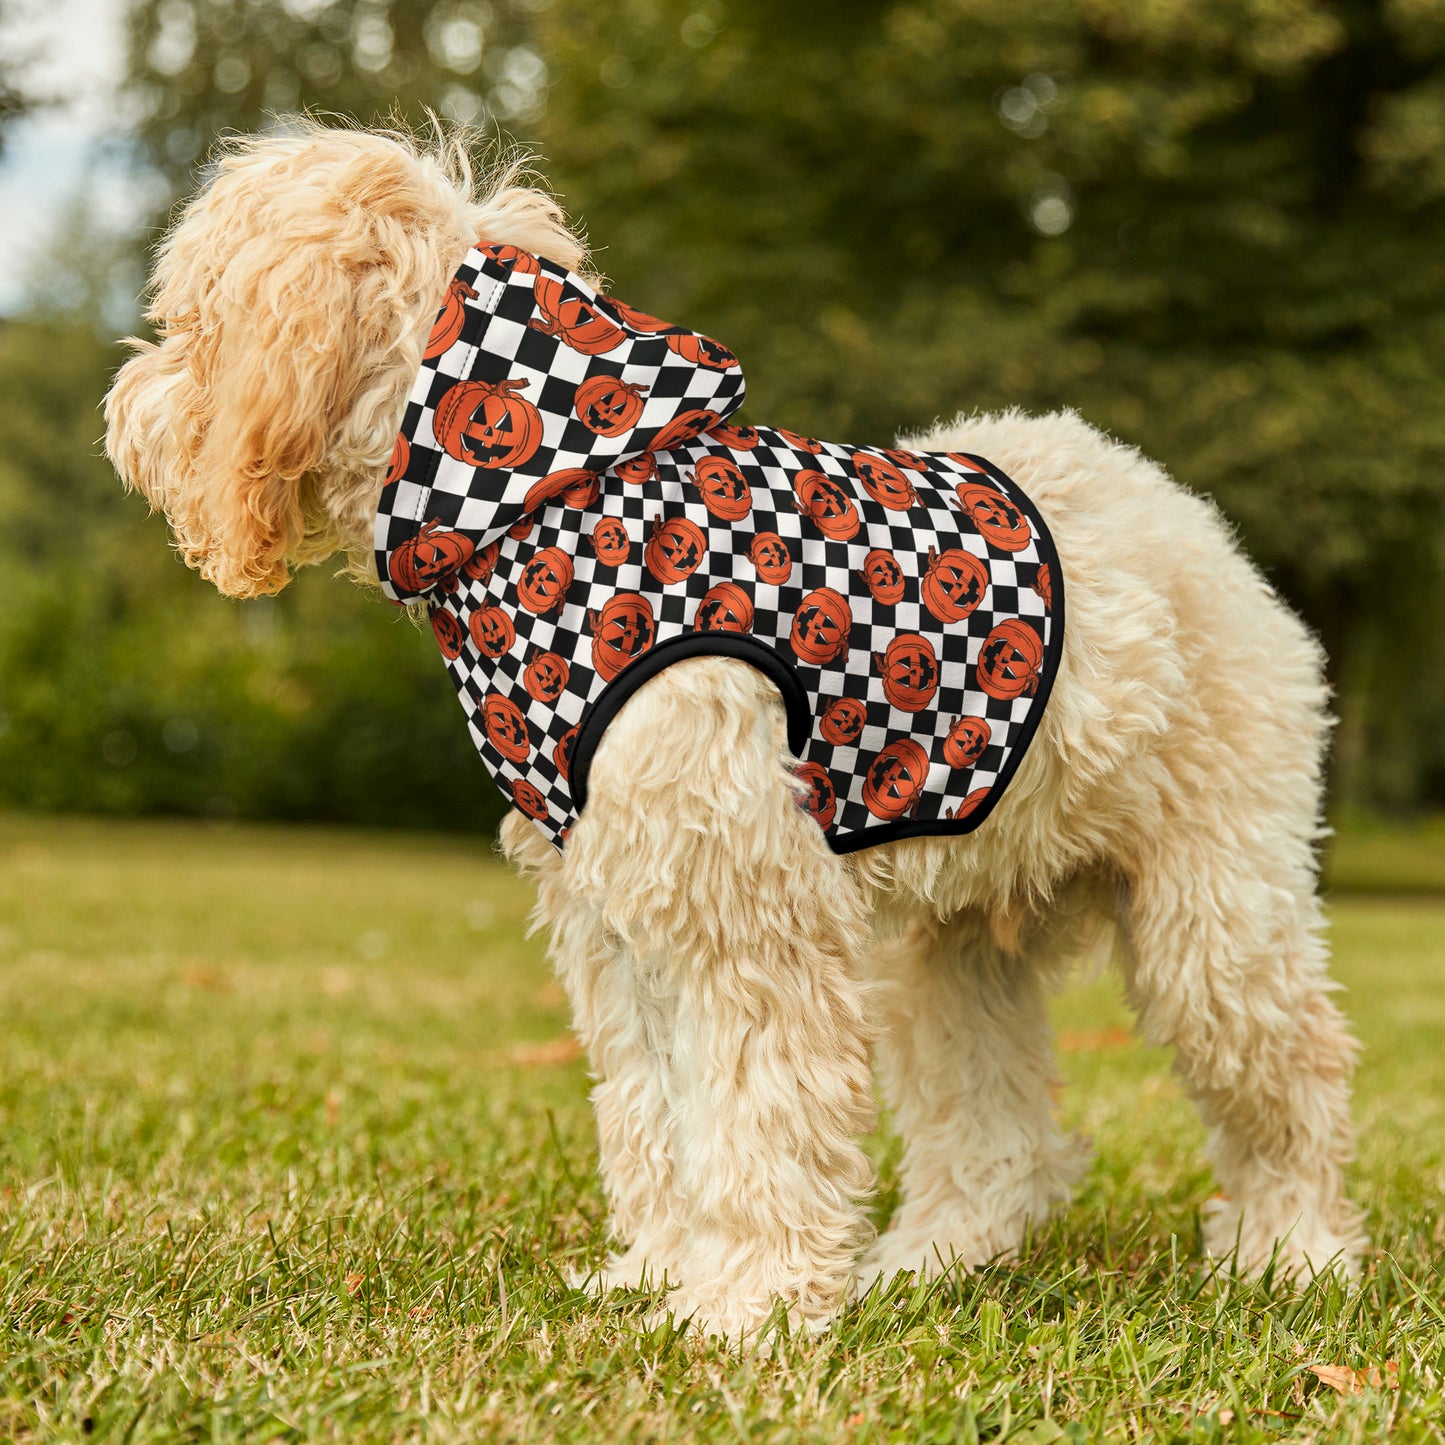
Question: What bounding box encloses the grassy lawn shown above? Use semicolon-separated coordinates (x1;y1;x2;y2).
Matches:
1;812;1442;1443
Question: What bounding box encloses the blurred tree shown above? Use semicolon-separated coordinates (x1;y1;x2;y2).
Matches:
0;0;36;154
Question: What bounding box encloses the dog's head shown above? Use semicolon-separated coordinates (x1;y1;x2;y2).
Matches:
104;121;587;597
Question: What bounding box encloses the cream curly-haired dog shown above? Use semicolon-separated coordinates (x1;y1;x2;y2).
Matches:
104;122;1364;1342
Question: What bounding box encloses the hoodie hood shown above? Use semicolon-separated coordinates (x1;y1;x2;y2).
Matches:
376;243;747;602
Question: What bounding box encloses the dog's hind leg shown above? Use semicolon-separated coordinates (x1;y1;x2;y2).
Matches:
564;657;878;1342
858;908;1089;1290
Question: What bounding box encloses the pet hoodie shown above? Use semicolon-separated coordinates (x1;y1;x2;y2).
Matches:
375;243;1063;854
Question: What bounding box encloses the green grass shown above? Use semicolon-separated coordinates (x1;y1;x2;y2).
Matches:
1;812;1442;1443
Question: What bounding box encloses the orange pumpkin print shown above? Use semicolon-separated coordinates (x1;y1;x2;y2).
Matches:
793;761;837;831
945;788;991;821
862;738;931;821
434;378;544;469
384;432;410;487
819;696;868;747
516;546;574;615
953;481;1032;552
875;633;940;714
522;467;601;514
615;453;658;486
553;725;579;781
946;452;987;473
790;587;853;666
748;531;793;584
1031;562;1054;612
694;581;754;633
921;546;989;625
651;408;721;452
665;332;738;370
858;549;905;606
574;375;649;436
462;540;500;583
777;429;823;454
424;277;478;360
589;517;631;567
645;515;707;585
707;420;759;450
522;647;570;703
468;603;515;659
603;297;674;333
853;453;917;511
508;517;534;542
942;715;991;769
510;777;550;820
793;470;860;541
977;618;1045;699
482;694;531;764
479;243;540;274
528;275;626;354
389;519;475;593
430;605;465;659
689;455;752;521
882;448;929;472
587;592;656;682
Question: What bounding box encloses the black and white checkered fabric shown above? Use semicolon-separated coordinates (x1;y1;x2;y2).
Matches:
375;245;1064;854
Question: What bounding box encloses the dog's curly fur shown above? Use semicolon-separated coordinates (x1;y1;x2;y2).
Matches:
105;120;1365;1343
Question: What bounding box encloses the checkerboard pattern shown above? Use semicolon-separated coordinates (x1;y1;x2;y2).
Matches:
375;246;1063;854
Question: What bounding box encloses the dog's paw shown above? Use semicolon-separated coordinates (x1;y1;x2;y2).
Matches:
646;1289;837;1351
1202;1196;1366;1282
570;1245;675;1296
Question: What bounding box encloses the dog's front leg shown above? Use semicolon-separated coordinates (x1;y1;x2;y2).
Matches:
564;658;878;1344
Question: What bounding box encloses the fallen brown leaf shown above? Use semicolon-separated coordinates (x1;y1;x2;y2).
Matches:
345;1273;365;1296
1056;1027;1133;1052
1310;1362;1399;1395
504;1037;583;1067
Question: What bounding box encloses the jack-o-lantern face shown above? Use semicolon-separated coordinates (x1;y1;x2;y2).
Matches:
510;777;549;821
430;606;465;659
522;647;570;703
882;448;929;472
481;694;531;763
522;468;601;515
553;725;578;780
793;470;860;541
516;546;574;615
645;515;707;584
859;549;905;606
528;275;626;354
603;296;674;333
875;633;939;713
942;714;991;769
1031;562;1054;612
385;433;410;487
615;453;657;486
921;546;990;625
587;592;656;681
790;587;853;666
689;455;752;521
953;481;1033;552
694;581;754;633
478;243;540;274
462;540;500;583
424;277;479;360
819;696;868;747
665;332;738;370
793;762;837;831
651;408;721;452
946;452;986;473
945;788;991;822
468;604;515;658
748;531;793;584
389;519;475;594
977;618;1045;699
777;428;823;454
434;378;544;470
589;517;632;567
853;453;917;511
574;375;649;436
707;420;759;450
508;517;534;542
862;738;931;821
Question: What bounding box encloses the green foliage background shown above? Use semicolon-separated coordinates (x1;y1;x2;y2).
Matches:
3;0;1445;829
